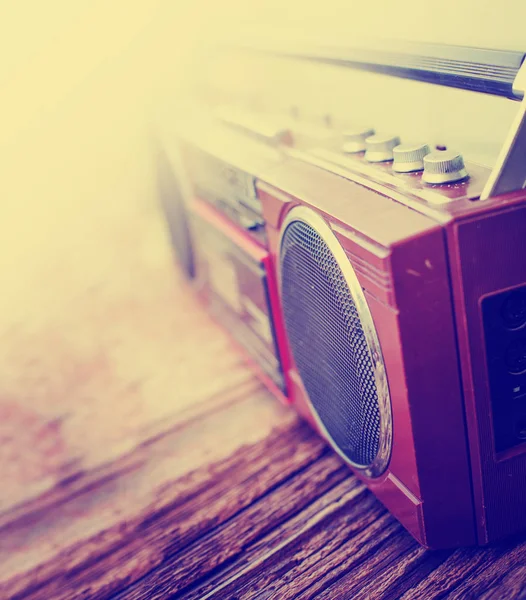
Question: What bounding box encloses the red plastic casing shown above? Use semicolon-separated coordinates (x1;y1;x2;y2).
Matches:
169;124;526;549
255;154;526;549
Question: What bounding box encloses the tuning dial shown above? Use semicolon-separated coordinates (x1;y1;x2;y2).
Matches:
393;143;431;173
422;151;469;184
365;134;401;162
341;127;375;154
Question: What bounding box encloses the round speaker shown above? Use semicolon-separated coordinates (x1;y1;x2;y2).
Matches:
279;206;392;477
156;148;195;279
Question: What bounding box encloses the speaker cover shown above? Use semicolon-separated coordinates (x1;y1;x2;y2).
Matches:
279;206;392;477
156;147;195;279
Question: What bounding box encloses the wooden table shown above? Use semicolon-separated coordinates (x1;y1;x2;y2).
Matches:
1;194;526;600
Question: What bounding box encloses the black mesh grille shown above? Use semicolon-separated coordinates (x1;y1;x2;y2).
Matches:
280;219;382;468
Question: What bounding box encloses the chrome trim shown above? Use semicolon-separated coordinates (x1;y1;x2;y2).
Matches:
278;205;392;478
226;36;526;99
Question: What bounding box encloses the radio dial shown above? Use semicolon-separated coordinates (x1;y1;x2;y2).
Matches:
422;151;469;184
393;143;431;173
342;127;375;154
365;134;401;162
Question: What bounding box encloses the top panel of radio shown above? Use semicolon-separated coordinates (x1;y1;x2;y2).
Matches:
176;100;521;246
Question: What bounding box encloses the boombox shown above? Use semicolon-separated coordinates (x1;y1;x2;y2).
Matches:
157;42;526;549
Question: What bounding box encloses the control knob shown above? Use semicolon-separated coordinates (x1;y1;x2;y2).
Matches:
365;134;401;162
422;151;469;184
342;127;375;154
393;143;431;173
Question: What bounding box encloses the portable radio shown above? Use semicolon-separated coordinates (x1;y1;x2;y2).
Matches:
156;41;526;549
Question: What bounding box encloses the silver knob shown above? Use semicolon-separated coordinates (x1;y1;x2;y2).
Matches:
422;151;469;184
393;143;431;173
342;127;375;154
365;134;401;163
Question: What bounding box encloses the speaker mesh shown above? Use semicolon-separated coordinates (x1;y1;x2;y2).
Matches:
280;218;383;468
157;150;195;279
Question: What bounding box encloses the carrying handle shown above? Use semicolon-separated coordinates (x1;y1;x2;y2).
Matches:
225;39;526;197
481;60;526;199
237;39;526;100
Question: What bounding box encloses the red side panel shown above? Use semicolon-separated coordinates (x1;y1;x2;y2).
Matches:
191;197;289;405
448;197;526;543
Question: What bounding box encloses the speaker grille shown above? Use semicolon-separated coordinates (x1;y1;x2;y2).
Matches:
280;214;388;471
157;149;195;279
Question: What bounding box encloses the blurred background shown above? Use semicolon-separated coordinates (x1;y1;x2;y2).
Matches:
3;0;526;333
0;1;206;513
1;0;525;513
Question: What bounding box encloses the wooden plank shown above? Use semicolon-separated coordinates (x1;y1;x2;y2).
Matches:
181;485;399;600
399;542;526;599
0;388;316;600
0;202;249;518
116;454;350;599
320;544;450;600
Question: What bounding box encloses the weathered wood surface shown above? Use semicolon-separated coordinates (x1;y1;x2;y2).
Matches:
1;197;526;599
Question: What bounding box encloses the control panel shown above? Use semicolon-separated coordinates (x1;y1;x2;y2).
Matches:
300;124;473;191
214;107;488;208
182;142;267;246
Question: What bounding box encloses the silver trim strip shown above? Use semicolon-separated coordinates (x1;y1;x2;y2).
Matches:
225;36;525;99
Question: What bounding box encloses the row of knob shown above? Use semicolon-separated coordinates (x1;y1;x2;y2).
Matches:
215;107;469;185
341;128;469;184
